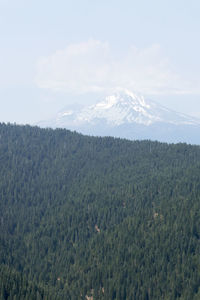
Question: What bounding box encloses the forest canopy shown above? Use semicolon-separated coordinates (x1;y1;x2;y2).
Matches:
1;123;200;299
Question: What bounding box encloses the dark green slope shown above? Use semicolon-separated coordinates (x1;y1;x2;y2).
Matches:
1;123;200;299
0;264;51;300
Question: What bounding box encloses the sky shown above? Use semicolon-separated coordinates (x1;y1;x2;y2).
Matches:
1;0;200;124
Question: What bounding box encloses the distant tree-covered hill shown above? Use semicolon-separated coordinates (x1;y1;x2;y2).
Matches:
1;123;200;299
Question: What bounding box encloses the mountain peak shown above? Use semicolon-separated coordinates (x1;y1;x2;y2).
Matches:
100;89;150;110
38;90;200;143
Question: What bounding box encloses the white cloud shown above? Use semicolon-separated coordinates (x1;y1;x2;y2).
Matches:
35;40;197;96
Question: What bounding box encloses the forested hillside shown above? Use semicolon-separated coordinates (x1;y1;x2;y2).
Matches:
1;123;200;299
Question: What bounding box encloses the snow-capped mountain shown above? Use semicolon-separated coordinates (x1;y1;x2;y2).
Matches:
38;90;200;144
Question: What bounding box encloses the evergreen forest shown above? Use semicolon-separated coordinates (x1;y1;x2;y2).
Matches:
1;123;200;299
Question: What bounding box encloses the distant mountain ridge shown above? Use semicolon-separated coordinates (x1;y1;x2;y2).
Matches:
38;90;200;144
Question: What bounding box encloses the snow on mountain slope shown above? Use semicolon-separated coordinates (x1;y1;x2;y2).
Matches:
53;90;200;128
38;90;200;144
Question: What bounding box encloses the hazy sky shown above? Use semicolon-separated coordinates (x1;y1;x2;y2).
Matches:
1;0;200;124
